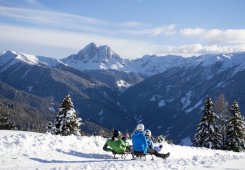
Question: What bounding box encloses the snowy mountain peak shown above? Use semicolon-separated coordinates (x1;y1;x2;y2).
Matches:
0;50;65;72
75;42;120;61
84;42;97;49
62;43;128;71
98;45;115;59
77;42;97;57
1;50;16;56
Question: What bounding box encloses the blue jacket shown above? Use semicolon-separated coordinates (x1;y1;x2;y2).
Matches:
132;130;148;154
146;136;154;149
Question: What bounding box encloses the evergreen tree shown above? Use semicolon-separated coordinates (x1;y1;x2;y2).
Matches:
0;107;15;130
214;94;229;149
46;121;53;133
225;101;245;152
193;96;222;149
53;95;82;136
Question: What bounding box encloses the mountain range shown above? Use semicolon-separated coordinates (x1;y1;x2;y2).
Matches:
1;42;245;143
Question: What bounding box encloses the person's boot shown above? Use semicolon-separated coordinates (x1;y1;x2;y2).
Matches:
161;152;170;159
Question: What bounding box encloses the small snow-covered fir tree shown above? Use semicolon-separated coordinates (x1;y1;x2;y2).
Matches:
53;95;82;136
0;107;15;130
225;101;245;152
193;96;222;149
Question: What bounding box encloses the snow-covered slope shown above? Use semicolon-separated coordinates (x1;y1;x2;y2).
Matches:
130;55;192;76
1;130;245;170
193;52;245;71
0;50;65;72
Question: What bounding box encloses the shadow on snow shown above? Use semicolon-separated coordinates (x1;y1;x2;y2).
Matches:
29;158;129;164
29;149;128;164
56;149;112;159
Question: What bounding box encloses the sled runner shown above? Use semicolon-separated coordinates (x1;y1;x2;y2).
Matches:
111;150;170;160
131;151;170;160
112;151;131;159
131;151;154;160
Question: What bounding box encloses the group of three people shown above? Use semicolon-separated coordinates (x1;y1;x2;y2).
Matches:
103;123;170;159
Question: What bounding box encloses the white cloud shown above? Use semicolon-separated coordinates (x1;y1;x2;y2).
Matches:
156;43;245;56
180;28;245;44
122;24;176;37
0;6;176;37
151;24;176;36
0;24;161;59
0;6;106;26
180;28;205;37
204;29;245;44
121;21;142;27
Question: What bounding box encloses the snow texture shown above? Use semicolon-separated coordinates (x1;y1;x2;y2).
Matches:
28;86;33;92
48;106;56;113
150;95;161;102
158;100;166;107
98;110;104;116
180;136;193;146
1;130;245;170
181;91;192;109
185;100;202;113
134;114;143;123
116;80;131;88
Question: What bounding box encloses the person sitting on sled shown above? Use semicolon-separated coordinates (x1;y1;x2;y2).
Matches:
122;132;130;143
131;123;148;155
103;130;129;154
122;132;132;152
144;129;170;159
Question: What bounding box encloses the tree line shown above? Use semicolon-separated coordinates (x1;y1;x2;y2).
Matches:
193;95;245;152
0;107;15;130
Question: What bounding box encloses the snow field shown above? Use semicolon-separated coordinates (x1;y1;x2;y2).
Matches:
1;130;245;170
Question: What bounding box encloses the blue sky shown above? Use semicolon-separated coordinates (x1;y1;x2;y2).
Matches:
0;0;245;59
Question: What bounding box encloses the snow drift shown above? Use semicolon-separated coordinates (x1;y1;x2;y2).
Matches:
0;130;245;170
